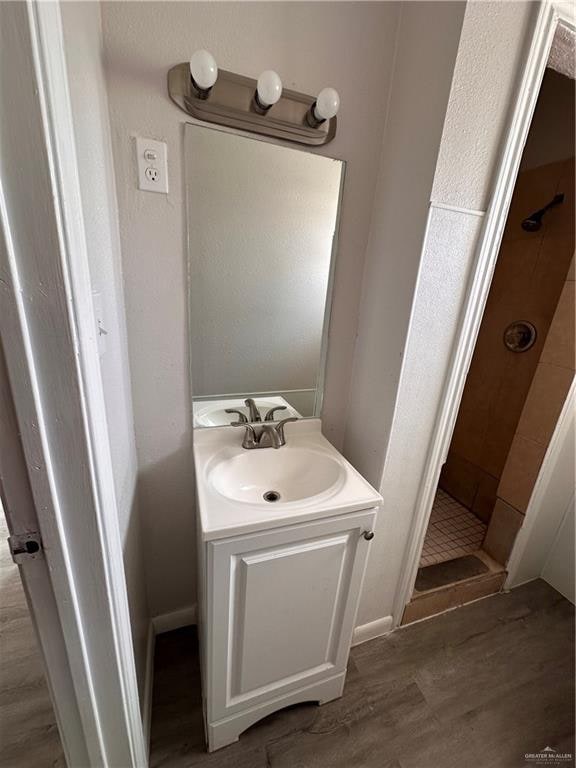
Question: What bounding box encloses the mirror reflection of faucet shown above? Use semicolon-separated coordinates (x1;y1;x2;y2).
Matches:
228;399;297;448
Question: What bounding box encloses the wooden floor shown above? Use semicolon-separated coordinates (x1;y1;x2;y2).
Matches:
0;512;64;768
150;580;575;768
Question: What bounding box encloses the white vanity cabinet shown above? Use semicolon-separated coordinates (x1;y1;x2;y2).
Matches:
200;508;377;751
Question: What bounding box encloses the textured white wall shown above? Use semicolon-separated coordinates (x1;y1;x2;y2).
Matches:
97;0;542;629
431;1;534;211
344;1;466;487
360;206;483;626
186;125;342;397
347;0;538;628
101;1;401;616
60;2;150;703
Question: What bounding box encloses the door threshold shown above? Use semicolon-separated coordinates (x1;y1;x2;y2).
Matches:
402;549;506;625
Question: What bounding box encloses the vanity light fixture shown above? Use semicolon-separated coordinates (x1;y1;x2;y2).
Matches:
253;70;283;114
189;49;218;100
307;87;340;128
169;60;338;145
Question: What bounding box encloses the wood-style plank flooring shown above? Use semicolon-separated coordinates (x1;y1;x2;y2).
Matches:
0;512;64;768
150;580;575;768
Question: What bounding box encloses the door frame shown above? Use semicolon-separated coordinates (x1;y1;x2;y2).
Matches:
394;0;575;619
0;339;91;765
0;1;147;765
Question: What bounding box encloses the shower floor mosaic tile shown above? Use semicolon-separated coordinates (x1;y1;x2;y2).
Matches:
419;488;487;567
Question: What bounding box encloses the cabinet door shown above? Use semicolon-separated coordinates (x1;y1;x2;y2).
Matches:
207;509;376;721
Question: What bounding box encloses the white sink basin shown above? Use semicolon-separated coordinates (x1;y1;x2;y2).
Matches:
208;447;345;505
194;419;382;540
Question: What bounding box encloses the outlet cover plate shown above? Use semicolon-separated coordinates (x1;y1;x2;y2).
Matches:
136;137;168;194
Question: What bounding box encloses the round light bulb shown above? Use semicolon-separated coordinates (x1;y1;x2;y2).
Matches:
314;87;340;121
189;49;218;91
256;70;283;107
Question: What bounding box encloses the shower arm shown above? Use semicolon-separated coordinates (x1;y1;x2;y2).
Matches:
521;192;565;232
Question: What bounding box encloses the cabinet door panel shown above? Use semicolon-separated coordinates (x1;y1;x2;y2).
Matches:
235;534;349;695
208;510;376;720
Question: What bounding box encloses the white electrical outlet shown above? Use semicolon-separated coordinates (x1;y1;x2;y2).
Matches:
136;137;168;194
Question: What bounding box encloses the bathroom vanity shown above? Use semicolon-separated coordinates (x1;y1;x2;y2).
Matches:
185;121;381;750
193;419;381;750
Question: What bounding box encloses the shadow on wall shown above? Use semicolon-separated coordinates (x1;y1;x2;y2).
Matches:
122;491;152;709
136;443;197;618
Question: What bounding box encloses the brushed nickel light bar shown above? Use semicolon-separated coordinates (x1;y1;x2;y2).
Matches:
168;50;339;147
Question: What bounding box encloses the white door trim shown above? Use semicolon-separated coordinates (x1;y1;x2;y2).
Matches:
0;1;147;765
0;337;92;766
393;1;575;620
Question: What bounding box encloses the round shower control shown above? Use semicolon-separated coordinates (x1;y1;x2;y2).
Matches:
503;321;537;353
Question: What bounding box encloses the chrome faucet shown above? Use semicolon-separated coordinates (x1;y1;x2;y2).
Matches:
227;398;288;425
244;398;262;422
231;416;298;449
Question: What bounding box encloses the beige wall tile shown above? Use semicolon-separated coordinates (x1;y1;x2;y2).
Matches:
567;254;575;282
540;281;575;371
403;587;454;623
483;498;524;565
531;234;576;326
440;452;480;508
555;158;575;237
484;239;542;311
516;363;574;446
445;159;574;519
440;455;497;523
497;435;546;513
472;473;499;524
403;572;506;624
481;352;539;477
503;162;564;243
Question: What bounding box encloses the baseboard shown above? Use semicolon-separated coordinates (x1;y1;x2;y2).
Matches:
151;603;197;635
142;621;155;751
351;614;394;646
143;605;196;746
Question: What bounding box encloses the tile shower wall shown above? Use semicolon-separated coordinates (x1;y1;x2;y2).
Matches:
484;186;575;565
440;157;575;527
440;70;575;531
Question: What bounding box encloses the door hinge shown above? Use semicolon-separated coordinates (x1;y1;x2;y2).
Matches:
8;532;43;564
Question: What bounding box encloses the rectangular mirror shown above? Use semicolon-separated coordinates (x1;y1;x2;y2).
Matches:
185;124;344;428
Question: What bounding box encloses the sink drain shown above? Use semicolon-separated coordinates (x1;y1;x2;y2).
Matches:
263;490;281;503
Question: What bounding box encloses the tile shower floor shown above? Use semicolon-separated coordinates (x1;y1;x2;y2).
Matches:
420;488;487;567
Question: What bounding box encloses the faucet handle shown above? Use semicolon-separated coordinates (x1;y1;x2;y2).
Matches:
225;408;247;423
264;405;287;421
230;421;257;449
275;416;298;440
276;416;298;427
